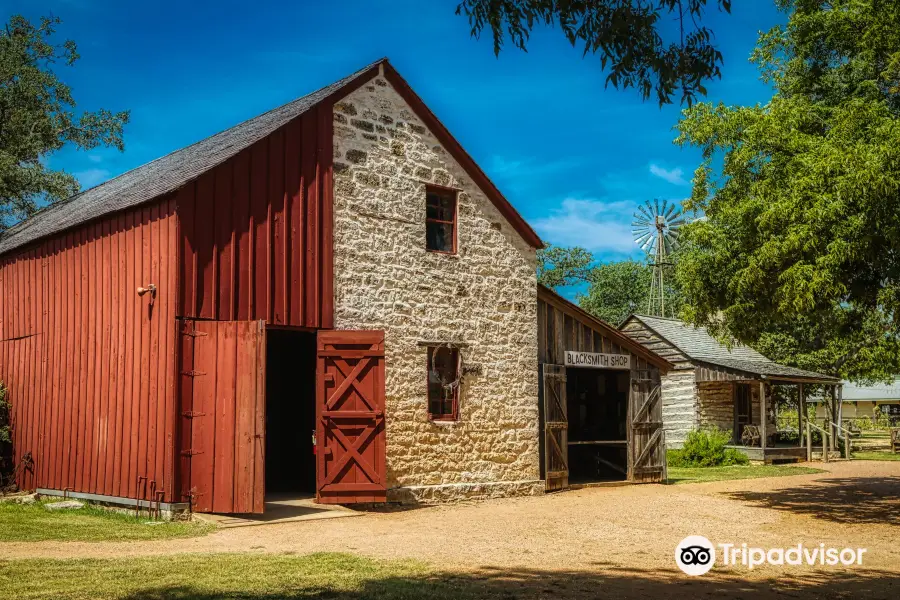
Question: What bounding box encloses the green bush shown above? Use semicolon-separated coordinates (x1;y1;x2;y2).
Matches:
669;427;750;467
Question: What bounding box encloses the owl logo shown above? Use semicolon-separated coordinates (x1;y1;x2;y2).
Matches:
675;536;716;575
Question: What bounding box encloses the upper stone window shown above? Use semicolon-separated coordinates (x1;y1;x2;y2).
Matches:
425;186;457;254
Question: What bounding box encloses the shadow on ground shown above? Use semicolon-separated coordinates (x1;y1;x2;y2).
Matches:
722;476;900;525
115;566;899;600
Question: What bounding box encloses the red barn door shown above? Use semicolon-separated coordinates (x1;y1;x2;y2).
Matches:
179;319;266;513
316;330;386;504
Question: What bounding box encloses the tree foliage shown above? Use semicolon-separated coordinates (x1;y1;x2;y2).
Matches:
0;15;129;231
538;245;682;324
456;0;731;105
675;0;900;382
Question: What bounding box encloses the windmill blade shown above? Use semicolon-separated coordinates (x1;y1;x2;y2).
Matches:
654;198;661;217
664;203;678;220
632;216;651;226
637;203;654;221
660;199;670;219
632;219;651;228
634;231;654;247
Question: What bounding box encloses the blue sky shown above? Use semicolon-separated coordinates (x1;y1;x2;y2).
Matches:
8;0;784;261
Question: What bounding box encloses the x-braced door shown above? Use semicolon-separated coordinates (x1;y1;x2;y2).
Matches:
543;364;569;491
316;330;386;504
630;367;666;483
179;319;266;513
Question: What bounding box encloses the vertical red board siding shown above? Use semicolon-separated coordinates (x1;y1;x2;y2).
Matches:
176;109;334;327
180;319;265;514
316;330;386;504
0;201;179;502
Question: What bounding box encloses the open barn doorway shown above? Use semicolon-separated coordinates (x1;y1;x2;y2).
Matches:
566;368;630;483
265;329;317;496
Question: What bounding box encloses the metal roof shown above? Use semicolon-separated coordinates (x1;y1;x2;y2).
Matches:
840;379;900;401
627;314;839;382
0;60;382;256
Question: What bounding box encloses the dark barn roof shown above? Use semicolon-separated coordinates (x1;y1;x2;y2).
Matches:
0;58;542;256
625;314;838;383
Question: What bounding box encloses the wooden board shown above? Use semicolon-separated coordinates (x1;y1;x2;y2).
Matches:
316;330;386;504
180;319;266;513
543;364;569;491
630;365;666;483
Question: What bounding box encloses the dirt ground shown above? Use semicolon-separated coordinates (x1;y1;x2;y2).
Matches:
2;460;898;598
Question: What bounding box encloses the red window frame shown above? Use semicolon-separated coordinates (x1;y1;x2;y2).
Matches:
427;345;459;421
425;185;457;254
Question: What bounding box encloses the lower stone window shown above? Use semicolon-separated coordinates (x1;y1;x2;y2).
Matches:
427;345;460;421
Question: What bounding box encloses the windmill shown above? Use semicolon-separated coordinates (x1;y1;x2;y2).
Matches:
632;199;684;317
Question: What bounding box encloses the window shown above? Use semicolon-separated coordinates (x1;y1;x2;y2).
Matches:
427;346;459;420
425;186;457;253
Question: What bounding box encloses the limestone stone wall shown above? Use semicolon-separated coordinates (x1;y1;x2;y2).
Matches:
697;381;735;434
661;369;698;448
331;68;541;504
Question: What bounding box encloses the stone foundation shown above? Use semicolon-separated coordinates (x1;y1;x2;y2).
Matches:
387;480;545;504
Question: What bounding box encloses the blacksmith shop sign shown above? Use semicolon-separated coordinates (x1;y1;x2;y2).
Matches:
564;351;631;370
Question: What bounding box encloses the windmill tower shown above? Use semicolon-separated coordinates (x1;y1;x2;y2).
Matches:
632;199;684;317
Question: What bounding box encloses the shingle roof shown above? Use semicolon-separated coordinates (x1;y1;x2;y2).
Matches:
628;314;838;382
0;60;382;256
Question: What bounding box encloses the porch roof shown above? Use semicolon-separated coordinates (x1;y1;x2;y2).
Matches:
626;314;838;384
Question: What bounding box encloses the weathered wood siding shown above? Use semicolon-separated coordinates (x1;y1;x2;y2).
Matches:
0;201;179;500
620;317;696;448
177;105;334;328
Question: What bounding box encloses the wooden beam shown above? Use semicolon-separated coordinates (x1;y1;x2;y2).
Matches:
759;380;767;450
798;383;805;447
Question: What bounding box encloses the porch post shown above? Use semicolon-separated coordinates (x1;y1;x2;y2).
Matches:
830;385;838;451
798;383;805;447
759;380;767;450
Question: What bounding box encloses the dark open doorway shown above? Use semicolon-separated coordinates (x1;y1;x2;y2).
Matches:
265;329;317;496
566;368;630;483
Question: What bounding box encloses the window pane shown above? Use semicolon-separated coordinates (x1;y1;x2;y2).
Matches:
427;347;459;418
426;222;454;252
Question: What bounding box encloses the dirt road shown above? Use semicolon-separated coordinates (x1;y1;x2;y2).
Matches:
2;461;898;598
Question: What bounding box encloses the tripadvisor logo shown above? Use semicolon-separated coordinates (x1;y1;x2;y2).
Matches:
675;536;868;576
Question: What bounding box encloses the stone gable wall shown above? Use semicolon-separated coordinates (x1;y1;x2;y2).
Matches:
331;70;541;503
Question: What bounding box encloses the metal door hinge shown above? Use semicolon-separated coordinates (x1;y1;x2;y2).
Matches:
181;370;207;377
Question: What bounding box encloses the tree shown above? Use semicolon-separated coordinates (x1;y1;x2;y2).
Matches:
538;245;682;324
0;15;129;231
456;0;732;105
674;0;900;382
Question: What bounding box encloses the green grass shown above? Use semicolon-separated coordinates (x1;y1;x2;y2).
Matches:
0;553;436;600
0;498;214;542
667;464;825;485
852;451;900;461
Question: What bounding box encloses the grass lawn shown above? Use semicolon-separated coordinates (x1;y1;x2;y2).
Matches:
851;451;900;461
667;464;824;485
0;553;439;600
0;498;214;542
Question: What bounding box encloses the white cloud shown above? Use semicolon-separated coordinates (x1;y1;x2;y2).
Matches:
75;168;111;189
649;163;689;186
531;197;636;254
87;154;104;163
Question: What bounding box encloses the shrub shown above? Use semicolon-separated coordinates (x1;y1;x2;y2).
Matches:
670;427;749;467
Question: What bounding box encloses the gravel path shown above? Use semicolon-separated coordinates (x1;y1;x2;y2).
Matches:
2;461;898;597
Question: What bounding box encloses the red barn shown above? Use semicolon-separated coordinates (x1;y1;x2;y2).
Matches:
0;59;667;513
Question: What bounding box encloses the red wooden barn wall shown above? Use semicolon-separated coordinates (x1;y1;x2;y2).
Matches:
0;99;338;503
0;200;179;501
177;104;334;328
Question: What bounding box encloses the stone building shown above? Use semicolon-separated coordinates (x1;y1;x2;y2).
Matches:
620;315;839;462
2;58;674;513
